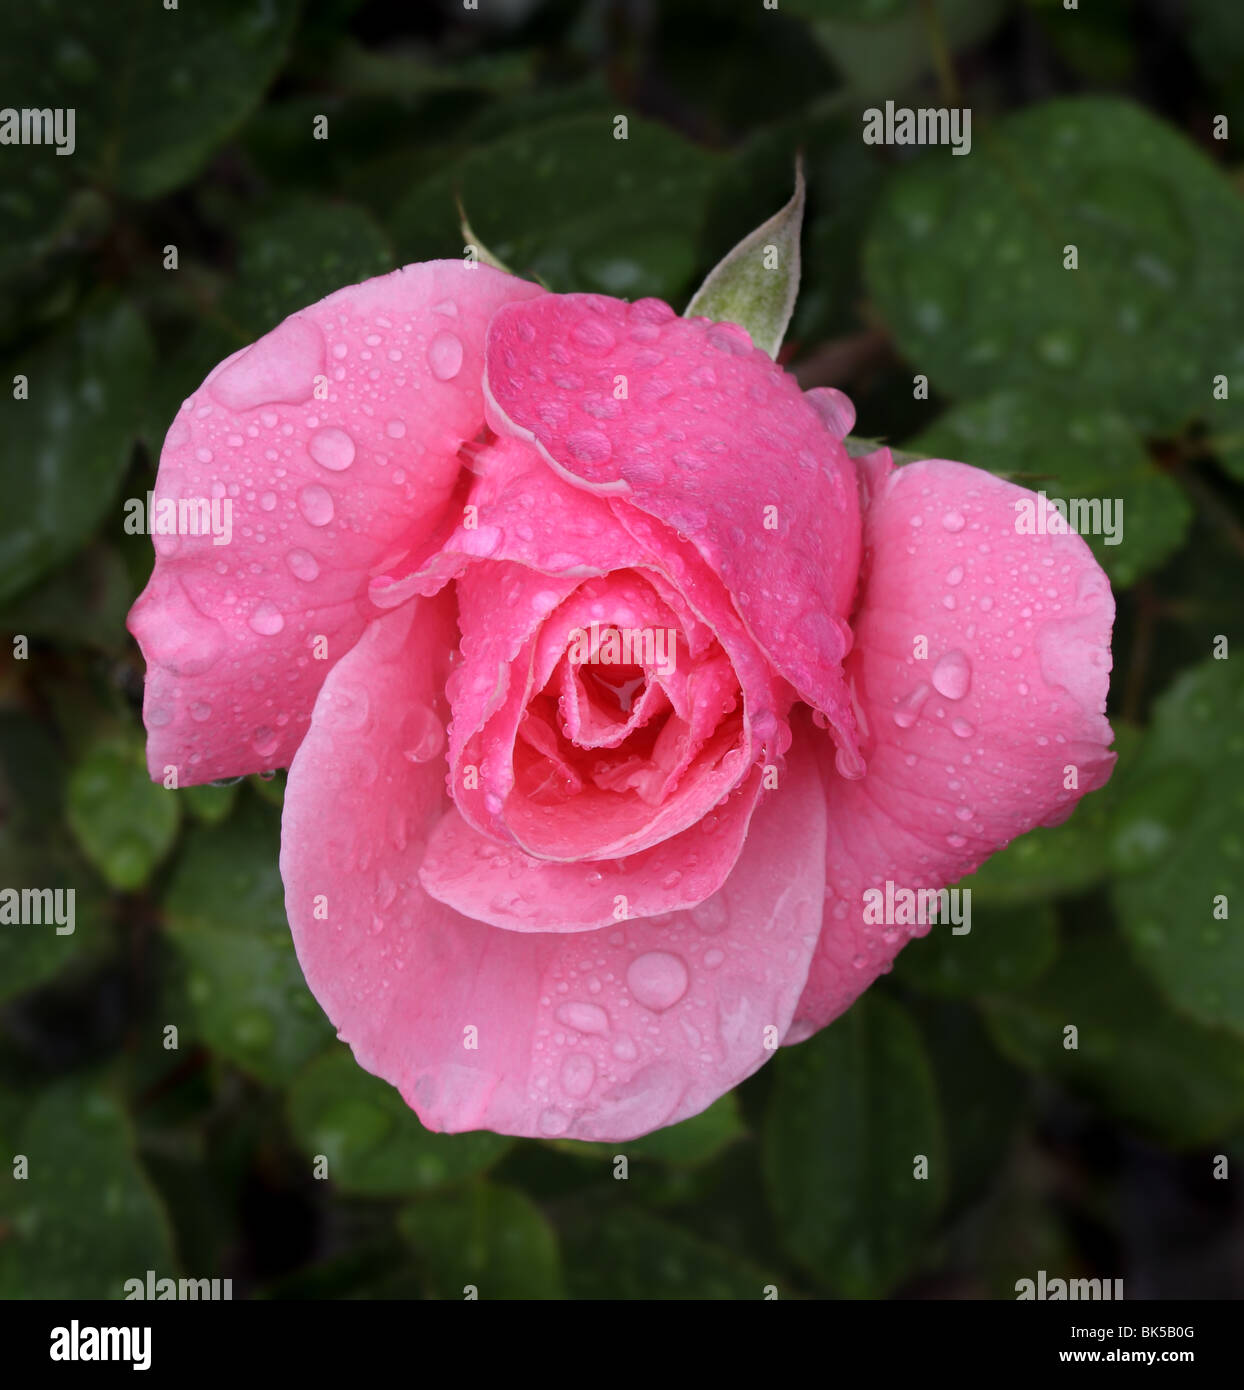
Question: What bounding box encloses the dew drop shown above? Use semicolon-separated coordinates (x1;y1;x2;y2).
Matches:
626;951;688;1012
248;602;285;636
427;331;464;381
286;548;320;582
892;683;930;729
555;1001;609;1035
298;484;335;526
560;1053;596;1098
308;426;356;472
566;428;612;466
931;650;972;701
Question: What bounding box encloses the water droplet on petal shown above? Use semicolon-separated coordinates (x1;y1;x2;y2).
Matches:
248;601;285;636
566;428;612;466
626;951;688;1012
298;484;335;526
555;1001;609;1035
286;548;320;582
560;1053;596;1097
308;426;356;471
893;683;930;729
570;318;616;354
402;704;444;763
931;650;972;701
209;317;324;411
427;331;464;381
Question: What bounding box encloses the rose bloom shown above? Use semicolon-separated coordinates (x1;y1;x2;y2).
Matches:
128;262;1114;1140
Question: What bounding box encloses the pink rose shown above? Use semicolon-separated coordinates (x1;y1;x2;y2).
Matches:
128;261;1114;1140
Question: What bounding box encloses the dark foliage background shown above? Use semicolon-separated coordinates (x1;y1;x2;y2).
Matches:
1;0;1242;1299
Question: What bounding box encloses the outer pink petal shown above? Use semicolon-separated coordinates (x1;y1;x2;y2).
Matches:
281;602;827;1140
788;458;1116;1040
127;261;543;785
482;292;864;773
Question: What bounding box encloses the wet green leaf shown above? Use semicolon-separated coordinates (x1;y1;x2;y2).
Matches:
398;1182;563;1299
288;1047;511;1196
764;994;946;1295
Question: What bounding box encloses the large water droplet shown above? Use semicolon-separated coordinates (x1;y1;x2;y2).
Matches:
298;484;335;526
566;428;612;466
427;331;464;381
209;316;324;411
248;602;285;636
570;317;616;354
931;650;972;701
626;951;688;1012
308;426;355;471
554;1001;609;1035
286;548;320;582
893;683;930;729
402;704;444;763
560;1053;596;1098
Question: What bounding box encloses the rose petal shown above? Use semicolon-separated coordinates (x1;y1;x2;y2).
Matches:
788;457;1116;1039
483;292;864;773
418;768;763;931
282;601;827;1140
127;261;543;784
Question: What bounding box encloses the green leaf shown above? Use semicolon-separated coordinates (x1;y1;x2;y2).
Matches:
288;1047;511;1196
907;392;1191;588
556;1093;744;1167
225;199;395;338
180;780;239;826
793;0;1007;97
67;736;180;892
0;1076;175;1298
684;159;804;358
562;1207;779;1299
389;112;720;303
865;98;1244;435
398;1182;563;1299
0;714;106;1000
0;298;152;602
162;798;332;1086
982;930;1244;1146
763;994;946;1295
0;0;297;199
1111;657;1244;1036
912;1000;1028;1210
955;723;1142;905
893;903;1057;997
0;544;133;651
